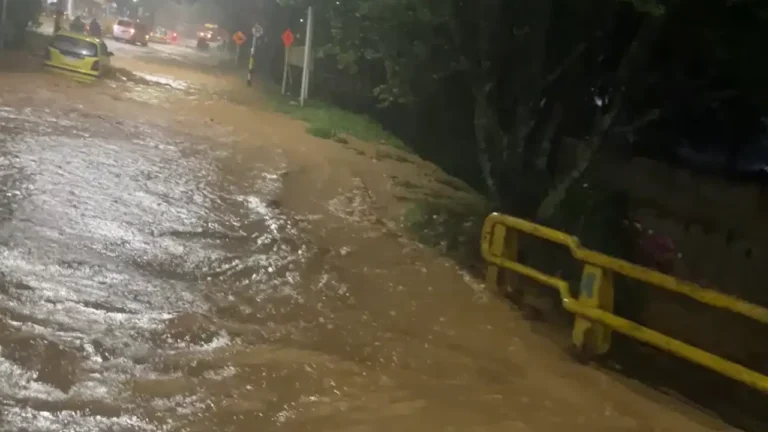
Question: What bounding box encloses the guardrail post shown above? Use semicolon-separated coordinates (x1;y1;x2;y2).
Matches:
572;264;614;359
484;224;518;291
485;224;506;290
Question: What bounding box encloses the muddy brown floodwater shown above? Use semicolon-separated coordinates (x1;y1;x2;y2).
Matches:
0;51;737;431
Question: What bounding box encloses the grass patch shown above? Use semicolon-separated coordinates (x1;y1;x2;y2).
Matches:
305;125;349;143
402;197;490;272
261;85;407;150
306;125;336;139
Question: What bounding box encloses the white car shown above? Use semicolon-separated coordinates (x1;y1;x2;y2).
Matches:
112;19;149;46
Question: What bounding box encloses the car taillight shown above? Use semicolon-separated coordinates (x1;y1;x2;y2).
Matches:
91;60;100;71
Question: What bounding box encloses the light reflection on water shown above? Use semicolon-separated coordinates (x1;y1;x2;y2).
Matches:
0;103;295;430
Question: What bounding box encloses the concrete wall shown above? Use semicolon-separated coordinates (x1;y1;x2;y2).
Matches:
598;158;768;370
611;158;768;250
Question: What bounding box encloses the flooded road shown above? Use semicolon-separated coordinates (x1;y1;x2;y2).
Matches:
0;43;737;431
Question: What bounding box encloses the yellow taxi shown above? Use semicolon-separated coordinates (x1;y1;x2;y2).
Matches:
44;31;114;82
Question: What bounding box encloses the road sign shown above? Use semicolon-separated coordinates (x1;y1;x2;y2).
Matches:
282;29;294;48
252;24;263;38
233;31;246;46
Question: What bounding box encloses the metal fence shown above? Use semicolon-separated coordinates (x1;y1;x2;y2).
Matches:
481;212;768;392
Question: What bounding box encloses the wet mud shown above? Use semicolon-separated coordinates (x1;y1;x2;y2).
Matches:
0;46;737;431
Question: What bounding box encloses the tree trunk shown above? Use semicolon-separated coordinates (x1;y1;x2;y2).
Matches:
472;89;501;204
534;15;663;221
535;138;596;220
535;102;563;171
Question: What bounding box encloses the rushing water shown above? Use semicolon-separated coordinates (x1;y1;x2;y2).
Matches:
0;103;299;430
0;62;731;431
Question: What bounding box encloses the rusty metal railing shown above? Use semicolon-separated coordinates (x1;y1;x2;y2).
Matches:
481;212;768;393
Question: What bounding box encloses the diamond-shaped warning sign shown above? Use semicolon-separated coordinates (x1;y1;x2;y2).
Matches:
233;31;246;46
281;29;295;48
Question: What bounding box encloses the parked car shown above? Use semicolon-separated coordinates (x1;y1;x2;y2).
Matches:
112;18;149;46
43;31;113;81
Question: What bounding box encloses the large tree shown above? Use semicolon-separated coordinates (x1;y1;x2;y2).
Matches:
275;0;767;223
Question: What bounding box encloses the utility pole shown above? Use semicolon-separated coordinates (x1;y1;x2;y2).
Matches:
299;6;313;106
68;0;74;18
0;0;7;50
247;24;264;86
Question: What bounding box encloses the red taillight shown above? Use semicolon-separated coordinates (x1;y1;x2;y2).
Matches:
91;60;100;71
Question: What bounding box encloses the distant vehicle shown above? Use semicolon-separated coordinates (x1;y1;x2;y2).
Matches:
149;27;177;44
197;23;221;43
43;31;114;81
112;19;149;46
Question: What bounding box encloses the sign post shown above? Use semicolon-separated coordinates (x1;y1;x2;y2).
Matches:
300;6;313;106
232;31;246;67
281;29;294;95
0;0;7;50
247;24;263;86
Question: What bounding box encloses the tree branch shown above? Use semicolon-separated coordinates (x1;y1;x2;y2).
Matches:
595;15;663;138
535;15;664;221
535;102;563;171
613;107;660;133
541;42;587;89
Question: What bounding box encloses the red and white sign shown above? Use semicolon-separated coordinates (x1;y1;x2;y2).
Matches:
232;31;246;46
281;29;295;48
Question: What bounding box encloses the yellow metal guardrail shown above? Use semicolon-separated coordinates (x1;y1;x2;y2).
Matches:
481;212;768;393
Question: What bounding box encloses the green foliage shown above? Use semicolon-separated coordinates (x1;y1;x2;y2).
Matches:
402;197;489;266
702;0;768;109
306;125;336;139
280;0;455;105
304;124;350;143
271;0;768;223
262;85;407;149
